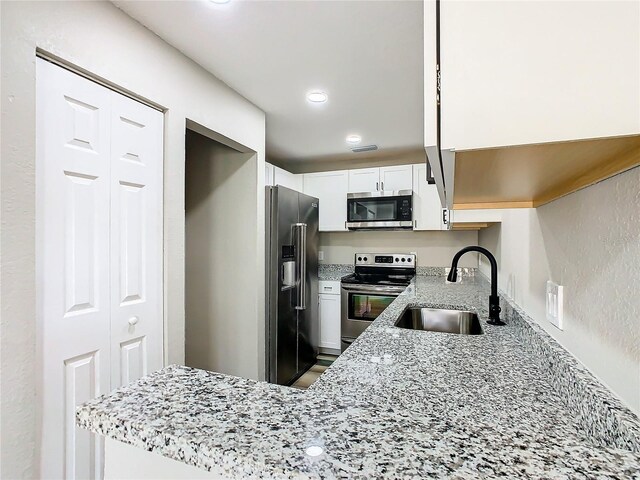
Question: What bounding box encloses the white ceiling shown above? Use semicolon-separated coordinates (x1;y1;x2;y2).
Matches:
113;0;424;162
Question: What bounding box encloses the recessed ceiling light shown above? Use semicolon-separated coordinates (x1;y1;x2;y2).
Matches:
307;91;328;103
346;135;362;144
209;0;230;4
305;445;324;457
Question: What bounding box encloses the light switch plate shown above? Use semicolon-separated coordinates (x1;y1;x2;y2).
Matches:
546;281;564;330
318;250;324;261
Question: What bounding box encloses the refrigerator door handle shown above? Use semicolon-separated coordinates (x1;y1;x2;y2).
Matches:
294;222;307;310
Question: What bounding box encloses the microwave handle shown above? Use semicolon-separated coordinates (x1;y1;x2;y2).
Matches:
294;223;307;310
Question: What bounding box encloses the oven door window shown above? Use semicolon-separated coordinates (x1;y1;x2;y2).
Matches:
348;292;396;321
348;198;397;222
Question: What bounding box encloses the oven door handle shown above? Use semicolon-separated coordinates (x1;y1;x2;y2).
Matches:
340;284;405;295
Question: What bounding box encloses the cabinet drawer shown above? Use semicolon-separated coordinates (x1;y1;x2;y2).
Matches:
318;280;340;295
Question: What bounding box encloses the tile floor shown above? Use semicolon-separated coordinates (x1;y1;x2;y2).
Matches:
291;354;337;390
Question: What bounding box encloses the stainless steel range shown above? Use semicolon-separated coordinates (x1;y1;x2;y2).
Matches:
340;253;416;352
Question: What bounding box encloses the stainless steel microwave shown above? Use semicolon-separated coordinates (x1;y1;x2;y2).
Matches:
345;190;413;230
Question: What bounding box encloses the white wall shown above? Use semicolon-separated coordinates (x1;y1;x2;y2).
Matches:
185;131;260;379
479;167;640;415
319;230;479;267
1;2;265;477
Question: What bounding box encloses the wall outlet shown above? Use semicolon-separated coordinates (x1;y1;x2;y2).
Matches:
546;281;564;330
318;250;324;261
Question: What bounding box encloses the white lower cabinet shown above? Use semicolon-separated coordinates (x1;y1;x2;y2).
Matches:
318;281;341;352
303;171;349;231
412;163;446;230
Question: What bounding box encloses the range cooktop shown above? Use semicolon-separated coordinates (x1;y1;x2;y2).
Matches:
341;253;416;287
341;273;413;287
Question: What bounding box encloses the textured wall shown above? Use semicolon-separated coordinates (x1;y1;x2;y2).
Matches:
479;166;640;414
319;230;479;267
1;2;265;477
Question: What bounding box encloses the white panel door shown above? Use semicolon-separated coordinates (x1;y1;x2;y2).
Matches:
37;58;111;480
110;94;164;388
380;165;413;191
348;167;379;193
319;294;341;350
412;164;445;230
302;171;349;231
37;59;164;479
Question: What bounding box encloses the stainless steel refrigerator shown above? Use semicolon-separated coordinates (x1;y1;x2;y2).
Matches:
266;186;319;385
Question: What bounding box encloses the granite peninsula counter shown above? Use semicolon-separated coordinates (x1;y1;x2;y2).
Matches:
77;275;640;479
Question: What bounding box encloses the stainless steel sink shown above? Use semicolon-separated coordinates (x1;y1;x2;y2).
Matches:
395;307;484;335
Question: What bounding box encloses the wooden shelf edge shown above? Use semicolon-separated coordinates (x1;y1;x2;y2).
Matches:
450;222;497;230
453;201;534;210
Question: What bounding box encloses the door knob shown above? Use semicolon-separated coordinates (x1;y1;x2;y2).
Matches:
128;316;139;326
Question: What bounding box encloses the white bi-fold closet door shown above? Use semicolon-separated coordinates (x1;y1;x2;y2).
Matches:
36;58;163;479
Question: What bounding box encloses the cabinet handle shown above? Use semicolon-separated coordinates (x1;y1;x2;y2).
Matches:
376;181;379;191
128;316;139;326
381;181;384;191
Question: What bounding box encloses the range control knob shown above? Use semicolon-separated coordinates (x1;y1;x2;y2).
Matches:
395;257;399;262
363;257;368;262
358;257;362;261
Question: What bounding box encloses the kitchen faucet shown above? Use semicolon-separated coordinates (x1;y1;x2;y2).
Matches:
447;246;505;326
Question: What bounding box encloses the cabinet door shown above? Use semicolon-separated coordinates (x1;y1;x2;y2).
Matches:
380;165;413;191
319;294;341;350
412;164;444;230
303;171;348;231
440;1;639;150
273;165;303;192
348;167;380;193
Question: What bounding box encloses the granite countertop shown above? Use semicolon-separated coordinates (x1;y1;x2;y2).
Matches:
77;275;640;479
318;263;354;281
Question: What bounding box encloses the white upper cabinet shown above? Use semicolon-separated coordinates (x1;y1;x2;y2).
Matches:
348;165;413;192
424;0;437;149
412;164;444;231
303;170;348;231
379;165;413;191
265;162;275;186
439;0;640;151
273;165;303;192
348;167;380;193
